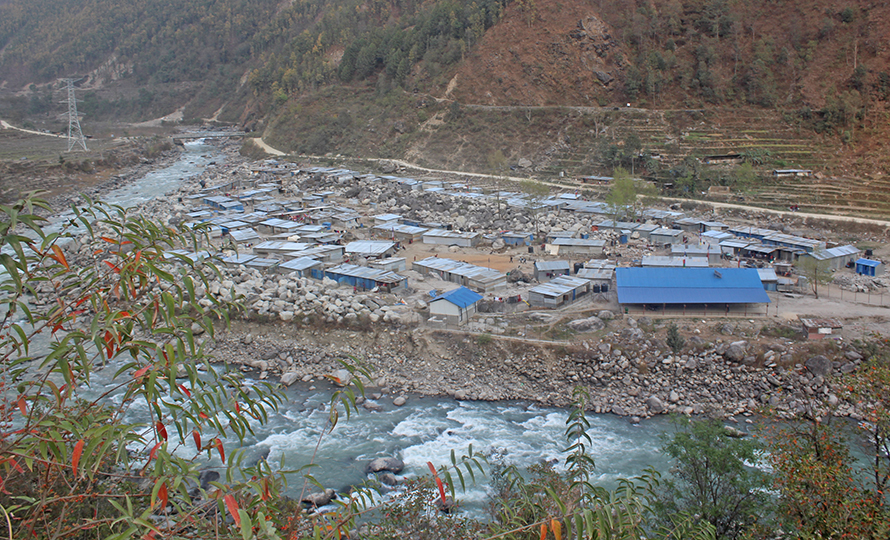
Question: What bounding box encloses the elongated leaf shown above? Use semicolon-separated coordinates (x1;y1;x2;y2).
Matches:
50;244;69;269
71;439;84;476
427;462;447;505
551;519;562;540
540;523;548;540
225;494;240;526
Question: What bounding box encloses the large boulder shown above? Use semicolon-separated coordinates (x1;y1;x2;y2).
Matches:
366;457;405;474
646;396;666;414
302;488;336;508
805;355;832;377
723;341;748;363
567;316;605;332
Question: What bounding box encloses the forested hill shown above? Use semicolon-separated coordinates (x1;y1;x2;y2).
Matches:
2;1;890;187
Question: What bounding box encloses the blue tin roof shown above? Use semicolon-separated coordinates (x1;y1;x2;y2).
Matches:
856;258;881;267
616;268;770;305
433;286;483;308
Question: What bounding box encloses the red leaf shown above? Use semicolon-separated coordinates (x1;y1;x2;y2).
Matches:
156;482;168;509
192;430;201;450
156;421;168;441
214;439;226;463
72;439;84;476
104;331;115;358
224;494;240;526
198;412;209;420
133;366;150;379
149;441;163;461
17;396;26;416
51;245;69;270
539;523;548;540
426;462;447;505
178;384;191;398
103;260;121;274
234;402;241;413
142;531;157;540
115;311;131;320
52;322;64;334
100;236;118;244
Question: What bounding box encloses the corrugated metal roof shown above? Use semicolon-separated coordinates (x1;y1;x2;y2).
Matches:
856;258;881;267
422;229;480;240
432;286;483;308
326;263;405;284
642;256;709;268
650;227;683;237
529;276;589;297
535;260;571;271
616;268;770;304
373;223;428;235
552;238;606;247
671;244;722;255
577;268;613;281
279;257;322;272
810;244;859;260
344;241;396;256
757;268;778;281
414;257;504;284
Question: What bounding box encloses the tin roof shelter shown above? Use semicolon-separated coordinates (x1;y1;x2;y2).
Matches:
344;241;397;259
528;276;591;308
412;257;506;292
429;286;483;326
855;258;884;277
616;268;770;306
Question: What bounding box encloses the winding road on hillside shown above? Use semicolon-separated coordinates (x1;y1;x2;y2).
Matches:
249;138;890;228
0;119;66;138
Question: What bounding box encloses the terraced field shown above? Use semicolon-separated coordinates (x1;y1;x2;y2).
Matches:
519;106;888;220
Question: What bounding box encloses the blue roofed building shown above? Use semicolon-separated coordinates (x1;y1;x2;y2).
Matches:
616;268;770;313
429;286;483;326
855;258;884;277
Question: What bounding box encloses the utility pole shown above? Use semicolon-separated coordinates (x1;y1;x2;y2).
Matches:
61;78;88;152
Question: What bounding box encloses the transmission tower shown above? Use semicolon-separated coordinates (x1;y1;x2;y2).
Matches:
60;78;88;152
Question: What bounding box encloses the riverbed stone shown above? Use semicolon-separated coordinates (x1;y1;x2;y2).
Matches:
367;457;404;474
805;355;832;377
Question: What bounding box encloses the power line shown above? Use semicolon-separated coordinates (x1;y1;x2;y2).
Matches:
60;78;88;152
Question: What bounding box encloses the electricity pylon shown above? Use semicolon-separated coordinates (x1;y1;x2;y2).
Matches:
60;78;88;152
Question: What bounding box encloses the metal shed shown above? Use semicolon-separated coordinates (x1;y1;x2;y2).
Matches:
855;258;884;277
671;244;723;264
323;263;407;292
422;229;481;247
528;276;591;308
533;260;571;281
649;228;685;245
501;231;535;246
548;238;606;256
642;256;709;268
429;286;483;326
412;257;506;292
804;244;860;271
344;241;397;259
277;257;324;279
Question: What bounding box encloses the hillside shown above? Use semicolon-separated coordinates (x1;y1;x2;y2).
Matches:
1;0;889;217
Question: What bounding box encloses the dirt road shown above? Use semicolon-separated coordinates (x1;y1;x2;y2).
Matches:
1;119;66;138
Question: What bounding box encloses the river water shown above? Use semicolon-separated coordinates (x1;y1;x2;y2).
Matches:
58;141;684;514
